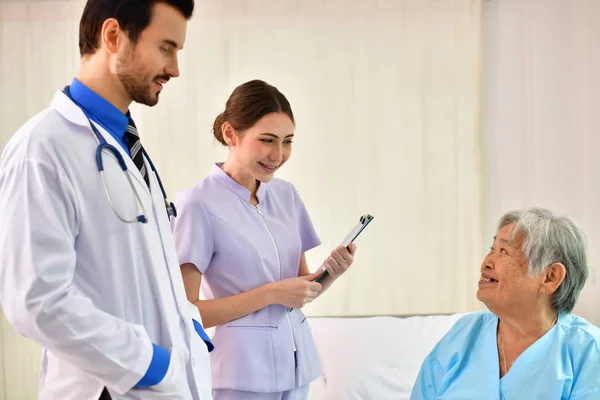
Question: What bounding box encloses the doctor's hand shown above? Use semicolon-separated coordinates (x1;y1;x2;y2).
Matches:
269;272;323;309
322;243;356;279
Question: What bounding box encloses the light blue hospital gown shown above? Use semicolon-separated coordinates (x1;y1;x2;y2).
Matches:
411;311;600;399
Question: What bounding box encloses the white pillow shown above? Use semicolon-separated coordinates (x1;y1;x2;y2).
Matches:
307;314;466;400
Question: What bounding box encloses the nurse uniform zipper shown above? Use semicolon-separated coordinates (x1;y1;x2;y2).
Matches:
255;204;297;352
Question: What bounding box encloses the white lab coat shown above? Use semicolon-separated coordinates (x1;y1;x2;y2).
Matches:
0;90;212;399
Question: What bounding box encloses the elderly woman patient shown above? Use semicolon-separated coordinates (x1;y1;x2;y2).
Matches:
411;208;600;399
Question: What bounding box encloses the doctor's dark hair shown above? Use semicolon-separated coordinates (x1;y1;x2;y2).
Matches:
79;0;194;56
213;80;295;146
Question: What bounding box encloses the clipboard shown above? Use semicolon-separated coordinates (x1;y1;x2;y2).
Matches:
313;214;374;283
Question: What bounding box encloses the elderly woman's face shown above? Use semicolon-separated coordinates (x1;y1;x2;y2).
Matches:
477;223;546;312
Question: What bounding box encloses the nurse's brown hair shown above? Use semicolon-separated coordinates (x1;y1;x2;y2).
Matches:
212;80;295;146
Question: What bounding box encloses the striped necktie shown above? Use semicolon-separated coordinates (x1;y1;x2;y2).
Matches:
124;117;150;189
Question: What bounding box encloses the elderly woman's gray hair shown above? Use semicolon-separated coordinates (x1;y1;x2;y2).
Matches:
498;208;589;314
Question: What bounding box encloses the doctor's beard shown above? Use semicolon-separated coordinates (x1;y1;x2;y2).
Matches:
116;52;168;107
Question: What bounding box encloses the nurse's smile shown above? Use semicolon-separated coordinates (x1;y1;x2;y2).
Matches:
258;162;278;172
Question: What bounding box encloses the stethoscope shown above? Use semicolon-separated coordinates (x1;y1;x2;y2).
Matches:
63;86;177;224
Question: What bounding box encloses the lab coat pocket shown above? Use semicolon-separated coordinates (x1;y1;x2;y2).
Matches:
137;348;192;400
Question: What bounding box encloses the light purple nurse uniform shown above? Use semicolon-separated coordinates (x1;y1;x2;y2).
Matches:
171;163;322;393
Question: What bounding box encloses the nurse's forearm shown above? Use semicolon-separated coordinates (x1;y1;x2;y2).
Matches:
192;284;276;329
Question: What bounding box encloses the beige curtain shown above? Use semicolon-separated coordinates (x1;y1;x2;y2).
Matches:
0;1;482;398
482;0;600;326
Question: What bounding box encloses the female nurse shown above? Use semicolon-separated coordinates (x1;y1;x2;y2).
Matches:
171;79;357;400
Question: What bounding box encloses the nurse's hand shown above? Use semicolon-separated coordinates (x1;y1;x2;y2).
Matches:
270;271;323;308
322;243;356;279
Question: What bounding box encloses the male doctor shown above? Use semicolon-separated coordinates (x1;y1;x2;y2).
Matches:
0;1;213;399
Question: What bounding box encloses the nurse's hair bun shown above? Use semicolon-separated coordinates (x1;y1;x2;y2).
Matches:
212;112;227;146
212;80;295;147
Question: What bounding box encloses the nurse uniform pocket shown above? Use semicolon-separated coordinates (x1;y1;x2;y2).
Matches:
225;322;277;331
291;310;321;384
210;323;280;391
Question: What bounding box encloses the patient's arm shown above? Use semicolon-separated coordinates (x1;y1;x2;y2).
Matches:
569;341;600;399
410;350;441;400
